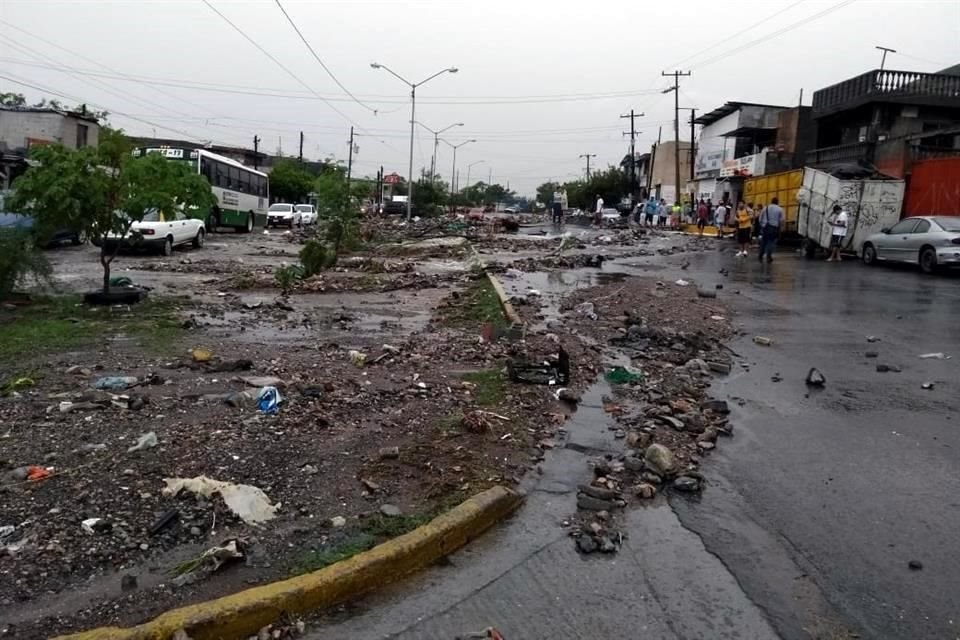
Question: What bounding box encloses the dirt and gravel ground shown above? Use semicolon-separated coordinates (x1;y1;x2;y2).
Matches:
0;219;613;638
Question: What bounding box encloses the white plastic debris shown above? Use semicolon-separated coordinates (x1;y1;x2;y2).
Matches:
349;350;368;367
81;518;104;535
127;431;158;453
162;476;279;524
675;279;690;286
918;352;951;360
527;289;542;297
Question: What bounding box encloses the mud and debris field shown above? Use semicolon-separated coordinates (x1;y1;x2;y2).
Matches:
1;218;729;638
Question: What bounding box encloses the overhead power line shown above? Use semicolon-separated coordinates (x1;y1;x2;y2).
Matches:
0;72;228;145
691;0;859;70
200;0;360;128
0;18;222;121
0;33;196;122
272;0;378;114
668;0;808;69
0;57;666;105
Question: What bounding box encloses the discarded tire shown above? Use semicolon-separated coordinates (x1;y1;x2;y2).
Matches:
83;288;147;306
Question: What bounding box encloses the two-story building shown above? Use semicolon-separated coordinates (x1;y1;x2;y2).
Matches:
647;140;692;204
807;66;960;178
691;101;814;205
0;106;101;189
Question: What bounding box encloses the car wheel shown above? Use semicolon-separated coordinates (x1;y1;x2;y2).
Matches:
161;236;173;257
862;243;877;265
920;247;937;274
192;228;205;248
72;231;87;246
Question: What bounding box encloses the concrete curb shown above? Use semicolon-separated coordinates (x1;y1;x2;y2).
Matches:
485;271;522;326
464;241;522;327
54;486;525;640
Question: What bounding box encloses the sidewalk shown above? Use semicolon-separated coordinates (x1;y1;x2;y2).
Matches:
306;382;779;640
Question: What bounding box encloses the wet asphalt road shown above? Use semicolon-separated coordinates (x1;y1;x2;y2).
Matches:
308;237;959;640
670;246;960;640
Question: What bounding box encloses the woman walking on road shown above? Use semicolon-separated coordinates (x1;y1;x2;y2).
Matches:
735;201;752;257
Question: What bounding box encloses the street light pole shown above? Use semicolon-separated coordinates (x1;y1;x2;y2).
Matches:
466;159;485;194
415;121;464;182
443;138;477;200
371;63;459;220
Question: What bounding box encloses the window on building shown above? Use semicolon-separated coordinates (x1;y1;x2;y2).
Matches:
76;124;89;148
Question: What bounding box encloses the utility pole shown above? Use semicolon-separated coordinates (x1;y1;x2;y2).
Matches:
346;126;355;192
876;45;896;71
662;70;691;204
647;126;662;196
298;131;304;163
688;109;697;182
253;135;261;170
488;167;492;185
579;153;596;180
620;109;644;198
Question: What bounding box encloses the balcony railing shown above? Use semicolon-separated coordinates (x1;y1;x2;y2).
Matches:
806;141;876;166
911;145;960;162
812;69;960;116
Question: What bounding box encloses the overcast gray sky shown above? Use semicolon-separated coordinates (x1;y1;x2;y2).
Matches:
2;0;959;195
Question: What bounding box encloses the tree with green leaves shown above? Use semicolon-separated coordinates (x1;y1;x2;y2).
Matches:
9;128;214;293
412;179;448;214
269;159;316;203
536;182;560;205
0;92;27;107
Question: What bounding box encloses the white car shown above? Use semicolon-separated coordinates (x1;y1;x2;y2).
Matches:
103;210;205;256
267;203;302;228
295;204;318;225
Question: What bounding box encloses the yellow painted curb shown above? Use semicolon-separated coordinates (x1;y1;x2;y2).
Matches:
680;223;738;237
54;486;524;640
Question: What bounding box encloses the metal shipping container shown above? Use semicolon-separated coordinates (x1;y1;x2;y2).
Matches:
744;169;803;234
904;157;960;217
797;167;905;256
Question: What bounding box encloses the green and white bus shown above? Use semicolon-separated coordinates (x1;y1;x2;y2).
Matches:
133;147;269;233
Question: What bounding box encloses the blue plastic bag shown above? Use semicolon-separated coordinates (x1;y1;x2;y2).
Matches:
256;386;282;414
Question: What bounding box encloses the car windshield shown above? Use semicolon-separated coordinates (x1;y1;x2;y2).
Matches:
935;217;960;232
269;204;293;212
141;210;161;222
295;205;312;212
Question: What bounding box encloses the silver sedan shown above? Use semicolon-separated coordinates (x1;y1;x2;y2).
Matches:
861;216;960;274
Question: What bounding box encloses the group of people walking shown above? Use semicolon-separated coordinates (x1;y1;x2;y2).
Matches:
632;196;680;228
695;197;785;263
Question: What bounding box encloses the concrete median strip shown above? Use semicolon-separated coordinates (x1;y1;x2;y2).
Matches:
53;486;524;640
485;271;522;326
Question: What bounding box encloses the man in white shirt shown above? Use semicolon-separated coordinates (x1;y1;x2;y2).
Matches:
594;195;604;226
827;204;848;262
714;203;728;239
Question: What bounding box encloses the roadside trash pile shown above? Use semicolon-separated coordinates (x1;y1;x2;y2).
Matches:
561;276;735;507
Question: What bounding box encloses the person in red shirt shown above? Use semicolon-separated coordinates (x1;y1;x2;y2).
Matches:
696;199;709;236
